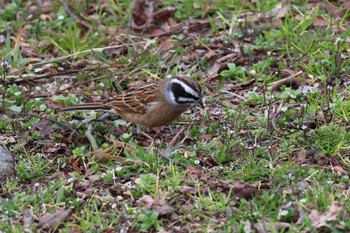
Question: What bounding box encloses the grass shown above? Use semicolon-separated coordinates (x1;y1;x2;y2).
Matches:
1;0;350;232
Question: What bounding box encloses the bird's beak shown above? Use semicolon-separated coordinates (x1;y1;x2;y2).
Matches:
196;97;204;109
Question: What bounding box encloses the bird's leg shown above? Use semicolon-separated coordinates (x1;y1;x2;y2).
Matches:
140;131;155;141
151;127;166;141
134;125;156;141
161;126;186;161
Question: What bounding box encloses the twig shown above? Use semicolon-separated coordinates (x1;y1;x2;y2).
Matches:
224;78;255;90
220;90;247;101
84;123;100;151
6;66;117;84
60;0;78;21
268;70;303;92
60;0;92;28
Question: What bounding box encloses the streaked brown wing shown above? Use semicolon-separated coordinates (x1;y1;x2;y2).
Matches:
105;82;161;114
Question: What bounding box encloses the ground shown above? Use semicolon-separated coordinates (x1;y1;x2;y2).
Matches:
0;0;350;232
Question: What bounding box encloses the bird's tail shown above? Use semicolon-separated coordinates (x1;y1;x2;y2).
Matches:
59;102;112;112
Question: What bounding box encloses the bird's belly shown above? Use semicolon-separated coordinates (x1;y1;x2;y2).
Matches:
122;103;186;127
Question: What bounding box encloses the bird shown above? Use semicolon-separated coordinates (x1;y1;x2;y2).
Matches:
60;77;204;128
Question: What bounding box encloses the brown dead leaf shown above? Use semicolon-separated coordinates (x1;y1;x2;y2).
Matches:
0;135;16;144
155;205;175;216
36;208;72;231
49;171;66;180
275;4;290;19
20;45;40;59
157;38;174;51
139;190;175;216
140;195;154;209
271;4;291;28
207;62;223;77
204;50;217;60
40;13;52;21
181;199;194;212
333;166;346;174
313;15;328;28
180;185;198;195
187;165;202;175
131;0;153;29
153;7;176;22
18;28;29;38
206;179;265;199
130;0;176;32
73;59;88;69
88;174;102;183
308;205;343;229
23;207;35;232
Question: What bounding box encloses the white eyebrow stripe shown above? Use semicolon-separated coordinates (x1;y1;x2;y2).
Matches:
171;79;199;97
178;97;195;103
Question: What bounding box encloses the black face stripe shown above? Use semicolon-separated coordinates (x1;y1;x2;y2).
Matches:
171;82;199;104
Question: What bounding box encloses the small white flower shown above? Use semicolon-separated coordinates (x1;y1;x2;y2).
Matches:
0;61;10;68
228;130;235;134
301;125;307;130
67;178;76;184
107;170;114;174
334;37;342;45
327;85;333;90
237;18;245;23
249;70;257;76
281;210;289;216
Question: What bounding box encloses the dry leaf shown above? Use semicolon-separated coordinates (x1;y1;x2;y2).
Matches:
308;205;343;229
130;0;176;32
36;208;72;231
139;191;175;216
